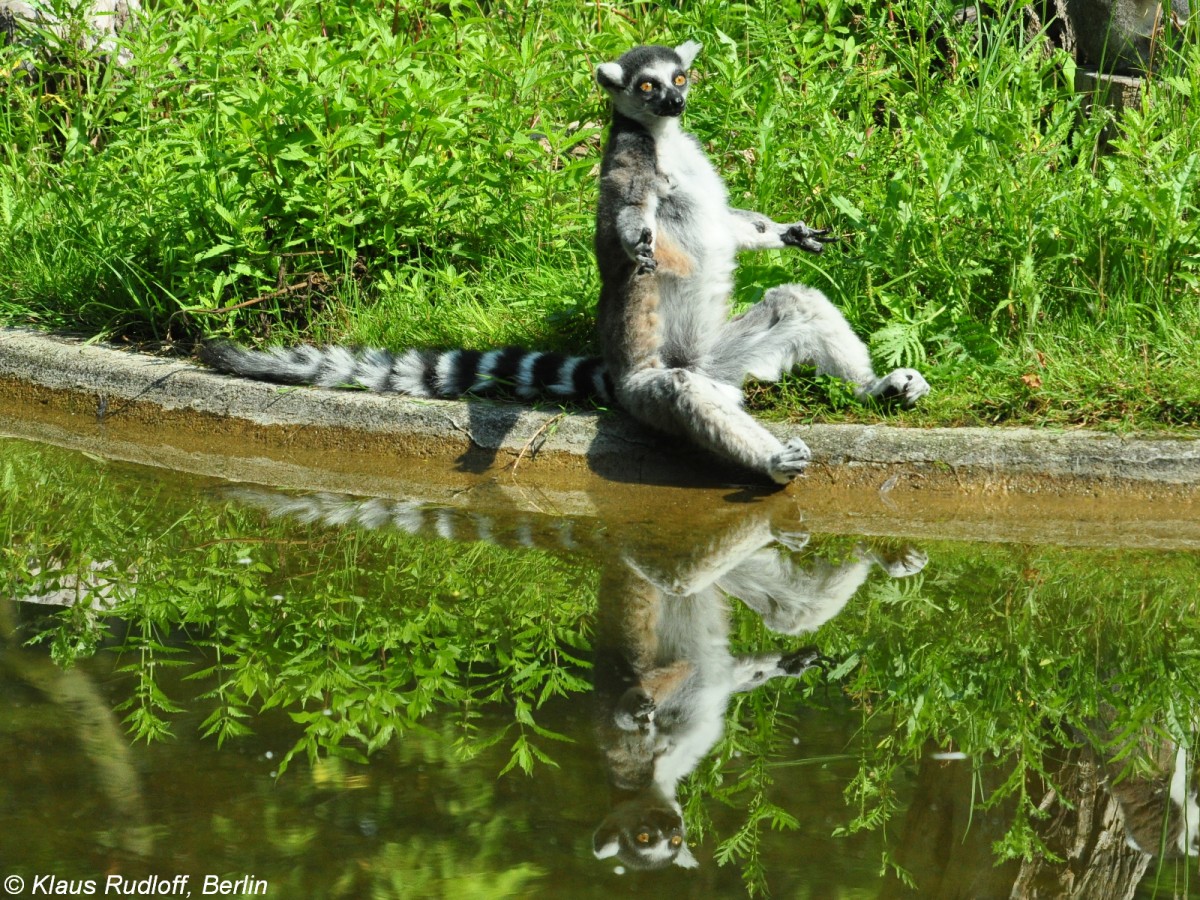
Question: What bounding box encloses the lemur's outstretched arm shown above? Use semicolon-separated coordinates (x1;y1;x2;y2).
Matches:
727;208;835;254
730;646;827;693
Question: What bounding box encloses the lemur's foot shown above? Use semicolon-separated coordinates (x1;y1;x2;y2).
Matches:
865;369;930;408
781;221;837;254
768;438;812;484
859;544;929;578
773;530;811;553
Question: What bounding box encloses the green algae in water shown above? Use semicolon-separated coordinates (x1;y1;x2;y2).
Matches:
2;437;1199;897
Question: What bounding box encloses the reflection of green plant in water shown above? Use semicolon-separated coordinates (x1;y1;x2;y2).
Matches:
185;533;593;777
7;441;1200;895
810;544;1200;868
704;709;803;896
4;443;595;779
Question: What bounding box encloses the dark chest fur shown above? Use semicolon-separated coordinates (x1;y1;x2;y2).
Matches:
594;114;696;268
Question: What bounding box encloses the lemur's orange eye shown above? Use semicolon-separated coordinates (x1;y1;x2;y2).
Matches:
674;74;687;86
639;81;653;93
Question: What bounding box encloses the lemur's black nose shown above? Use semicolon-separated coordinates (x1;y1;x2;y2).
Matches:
660;93;685;116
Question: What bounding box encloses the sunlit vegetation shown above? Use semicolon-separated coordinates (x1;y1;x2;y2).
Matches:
1;1;1197;429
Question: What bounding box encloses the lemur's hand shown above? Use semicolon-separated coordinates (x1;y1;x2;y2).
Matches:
633;227;657;274
782;222;836;254
780;646;832;676
616;687;656;730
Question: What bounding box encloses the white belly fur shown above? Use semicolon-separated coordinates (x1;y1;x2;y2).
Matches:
653;127;737;356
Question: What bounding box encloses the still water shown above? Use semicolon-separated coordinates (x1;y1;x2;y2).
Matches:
2;435;1199;898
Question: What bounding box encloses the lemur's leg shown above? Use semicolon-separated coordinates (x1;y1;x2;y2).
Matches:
622;515;776;596
721;552;876;636
703;284;930;407
720;543;928;635
616;367;811;484
854;543;929;578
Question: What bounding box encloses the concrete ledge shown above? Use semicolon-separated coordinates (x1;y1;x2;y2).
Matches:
1;328;1197;493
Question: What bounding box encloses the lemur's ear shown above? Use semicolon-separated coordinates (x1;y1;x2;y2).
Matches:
674;40;702;69
593;826;621;859
673;843;700;869
595;62;625;91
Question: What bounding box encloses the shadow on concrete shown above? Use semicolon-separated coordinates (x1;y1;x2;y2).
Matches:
459;391;787;497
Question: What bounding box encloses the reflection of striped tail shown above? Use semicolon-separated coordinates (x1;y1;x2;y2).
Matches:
224;487;607;556
201;343;615;404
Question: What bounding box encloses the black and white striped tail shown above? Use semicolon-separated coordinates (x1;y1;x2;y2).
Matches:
200;343;615;405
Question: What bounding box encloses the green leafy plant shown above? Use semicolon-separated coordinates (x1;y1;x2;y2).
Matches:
1;0;1196;428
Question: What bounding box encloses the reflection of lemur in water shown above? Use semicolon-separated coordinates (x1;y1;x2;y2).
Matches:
222;487;927;870
590;516;926;871
200;41;928;484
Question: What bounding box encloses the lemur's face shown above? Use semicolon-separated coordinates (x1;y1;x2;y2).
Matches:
593;798;698;871
596;41;701;124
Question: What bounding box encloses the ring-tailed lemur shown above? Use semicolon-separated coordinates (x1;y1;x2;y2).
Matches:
591;40;927;483
201;41;929;483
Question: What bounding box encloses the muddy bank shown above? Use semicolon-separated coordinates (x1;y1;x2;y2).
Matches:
1;328;1198;512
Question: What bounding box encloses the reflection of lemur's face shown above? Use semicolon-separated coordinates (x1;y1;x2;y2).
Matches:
593;798;696;871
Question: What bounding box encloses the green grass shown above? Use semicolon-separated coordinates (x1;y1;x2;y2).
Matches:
1;0;1198;429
